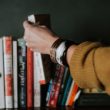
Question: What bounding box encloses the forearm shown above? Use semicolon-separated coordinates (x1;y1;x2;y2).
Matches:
69;41;102;89
69;41;110;94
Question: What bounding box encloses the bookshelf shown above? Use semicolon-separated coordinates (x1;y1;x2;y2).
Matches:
0;0;110;110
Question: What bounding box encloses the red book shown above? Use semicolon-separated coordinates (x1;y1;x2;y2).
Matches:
27;48;33;107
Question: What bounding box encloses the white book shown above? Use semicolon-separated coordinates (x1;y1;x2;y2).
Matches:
3;36;13;108
35;52;45;84
0;38;5;109
13;41;18;108
65;80;74;106
34;52;41;107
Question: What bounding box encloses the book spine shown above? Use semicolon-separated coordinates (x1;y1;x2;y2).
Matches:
33;52;41;107
13;41;18;108
36;52;46;84
3;36;13;108
65;80;74;106
68;83;78;106
57;67;69;105
0;38;5;109
61;74;72;106
27;48;33;108
17;39;27;108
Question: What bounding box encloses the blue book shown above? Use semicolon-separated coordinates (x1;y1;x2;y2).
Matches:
61;74;73;106
46;79;53;106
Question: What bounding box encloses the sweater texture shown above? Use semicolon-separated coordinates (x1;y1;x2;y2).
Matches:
69;41;110;94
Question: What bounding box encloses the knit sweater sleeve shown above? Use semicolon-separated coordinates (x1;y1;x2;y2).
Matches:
69;41;110;94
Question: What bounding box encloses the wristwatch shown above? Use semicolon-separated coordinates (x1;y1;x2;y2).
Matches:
50;38;74;66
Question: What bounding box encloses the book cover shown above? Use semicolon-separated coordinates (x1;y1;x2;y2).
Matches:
0;38;5;109
3;36;13;108
27;48;33;108
13;41;18;108
17;38;27;108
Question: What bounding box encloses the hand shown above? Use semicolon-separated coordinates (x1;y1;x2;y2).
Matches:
23;21;58;54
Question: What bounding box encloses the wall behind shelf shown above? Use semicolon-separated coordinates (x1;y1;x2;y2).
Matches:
0;0;110;43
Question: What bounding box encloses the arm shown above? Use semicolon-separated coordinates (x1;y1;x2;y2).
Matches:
23;21;110;95
68;42;110;95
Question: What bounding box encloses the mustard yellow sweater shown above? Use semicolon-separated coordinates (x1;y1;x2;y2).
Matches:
69;41;110;95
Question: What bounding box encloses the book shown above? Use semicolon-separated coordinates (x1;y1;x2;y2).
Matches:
61;74;73;106
33;52;41;107
46;64;64;107
33;52;46;84
3;36;13;108
57;67;70;105
13;41;18;108
27;48;33;108
65;80;74;106
46;79;53;106
0;38;5;109
17;38;27;108
68;82;78;106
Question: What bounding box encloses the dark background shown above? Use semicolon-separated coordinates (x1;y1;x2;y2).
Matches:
0;0;110;43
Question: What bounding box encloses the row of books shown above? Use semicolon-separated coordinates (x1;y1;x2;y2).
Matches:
45;64;80;108
0;36;79;109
